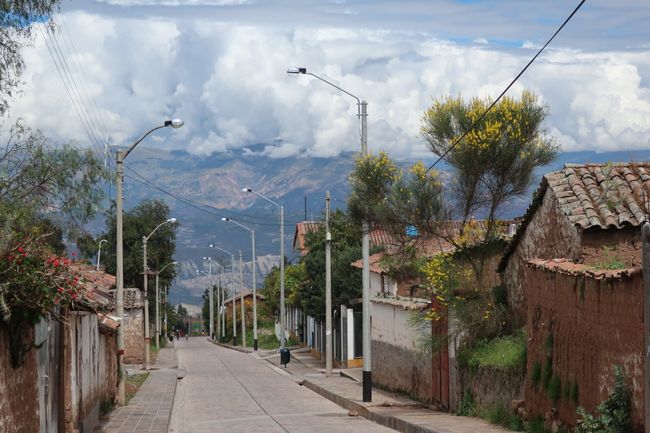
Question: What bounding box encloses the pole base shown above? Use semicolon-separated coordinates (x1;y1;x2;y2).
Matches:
363;370;372;402
254;339;258;351
233;336;237;346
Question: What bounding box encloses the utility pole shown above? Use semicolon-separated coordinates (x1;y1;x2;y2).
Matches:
155;271;160;350
252;230;257;351
239;250;246;348
280;205;285;349
325;191;332;377
163;285;168;341
641;221;650;433
360;100;372;402
142;236;150;370
216;271;221;341
115;150;125;404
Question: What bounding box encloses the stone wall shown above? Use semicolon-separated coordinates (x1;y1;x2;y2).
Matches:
460;366;524;410
525;263;643;431
0;327;39;433
371;300;433;402
372;340;433;402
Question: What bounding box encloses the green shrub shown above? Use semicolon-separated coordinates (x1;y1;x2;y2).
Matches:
575;366;631;433
527;417;547;433
466;329;527;373
456;391;475;416
531;361;542;388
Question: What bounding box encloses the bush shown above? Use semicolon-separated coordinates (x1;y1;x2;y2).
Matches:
575;366;631;433
456;391;475;416
465;329;527;373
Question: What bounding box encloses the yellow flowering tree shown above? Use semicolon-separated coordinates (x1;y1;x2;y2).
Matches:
421;90;558;237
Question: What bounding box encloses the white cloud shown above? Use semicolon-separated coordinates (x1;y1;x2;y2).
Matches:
5;4;650;160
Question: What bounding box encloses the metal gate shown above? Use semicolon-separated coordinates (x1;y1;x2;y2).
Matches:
36;316;60;433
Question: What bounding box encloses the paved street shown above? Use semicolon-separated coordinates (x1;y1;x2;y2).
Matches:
169;337;396;433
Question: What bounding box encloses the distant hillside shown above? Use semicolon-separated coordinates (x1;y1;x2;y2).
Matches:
100;146;650;306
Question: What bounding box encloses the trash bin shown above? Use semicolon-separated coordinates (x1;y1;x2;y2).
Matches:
280;348;291;367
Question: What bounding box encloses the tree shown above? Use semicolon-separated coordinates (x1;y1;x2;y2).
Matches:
421;91;558;236
98;199;177;290
1;1;62;115
298;210;364;319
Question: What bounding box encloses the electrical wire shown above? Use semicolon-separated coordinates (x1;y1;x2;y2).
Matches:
425;0;587;173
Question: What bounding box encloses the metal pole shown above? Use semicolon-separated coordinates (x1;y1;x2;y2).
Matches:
163;285;168;340
155;272;160;350
232;256;237;344
115;150;125;405
216;271;221;341
239;250;246;348
360;99;372;402
325;191;332;377
222;273;226;338
280;205;286;349
96;239;106;271
209;259;214;339
252;230;258;351
143;236;150;370
641;222;650;433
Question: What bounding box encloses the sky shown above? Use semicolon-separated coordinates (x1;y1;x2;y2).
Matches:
6;0;650;160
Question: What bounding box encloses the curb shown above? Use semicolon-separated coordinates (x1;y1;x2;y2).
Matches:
208;338;253;354
301;379;440;433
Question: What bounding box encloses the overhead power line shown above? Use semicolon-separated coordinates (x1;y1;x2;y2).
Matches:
426;0;587;173
122;165;302;227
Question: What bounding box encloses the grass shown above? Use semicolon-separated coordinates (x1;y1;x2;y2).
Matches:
466;329;527;373
125;372;149;404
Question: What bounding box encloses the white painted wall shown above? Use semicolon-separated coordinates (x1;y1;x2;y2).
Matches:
371;301;426;351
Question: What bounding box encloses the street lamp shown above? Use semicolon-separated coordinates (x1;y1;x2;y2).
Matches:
155;261;177;350
96;239;107;271
241;188;286;349
287;66;372;402
210;245;237;344
222;217;258;351
142;217;177;369
202;256;217;339
115;118;183;404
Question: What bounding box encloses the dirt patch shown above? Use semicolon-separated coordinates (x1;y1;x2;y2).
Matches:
581;240;640;269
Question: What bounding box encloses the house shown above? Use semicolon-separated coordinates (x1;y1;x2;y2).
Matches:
0;263;119;433
499;163;649;431
499;163;646;323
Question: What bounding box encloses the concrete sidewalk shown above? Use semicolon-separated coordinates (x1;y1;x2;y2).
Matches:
262;349;510;433
94;346;179;433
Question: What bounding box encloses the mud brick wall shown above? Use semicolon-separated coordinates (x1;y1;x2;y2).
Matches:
525;265;643;431
0;327;39;433
122;308;144;364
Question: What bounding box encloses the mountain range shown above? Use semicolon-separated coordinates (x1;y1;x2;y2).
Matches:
100;145;650;306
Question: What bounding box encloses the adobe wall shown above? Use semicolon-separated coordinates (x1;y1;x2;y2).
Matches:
123;308;144;364
0;326;39;433
502;189;582;324
525;264;643;431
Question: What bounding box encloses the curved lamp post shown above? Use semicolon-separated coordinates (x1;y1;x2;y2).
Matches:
155;260;177;350
241;188;285;349
287;66;372;402
96;239;107;271
115;118;183;404
143;217;177;369
202;256;217;339
222;217;258;351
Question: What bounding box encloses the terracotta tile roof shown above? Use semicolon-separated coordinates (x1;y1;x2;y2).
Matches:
351;251;388;274
69;263;116;311
292;221;402;255
293;221;324;254
527;258;641;280
546;163;650;229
